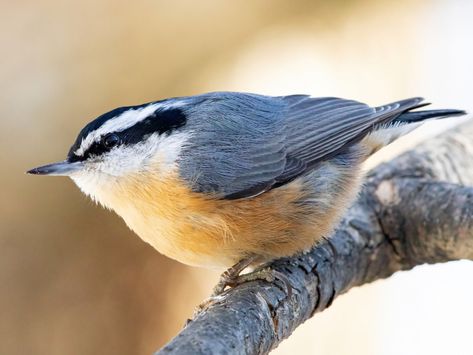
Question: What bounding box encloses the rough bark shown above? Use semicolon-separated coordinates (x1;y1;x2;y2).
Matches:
155;121;473;355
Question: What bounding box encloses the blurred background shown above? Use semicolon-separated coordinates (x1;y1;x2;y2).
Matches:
1;0;472;354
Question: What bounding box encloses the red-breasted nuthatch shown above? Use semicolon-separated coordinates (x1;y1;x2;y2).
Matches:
28;92;465;292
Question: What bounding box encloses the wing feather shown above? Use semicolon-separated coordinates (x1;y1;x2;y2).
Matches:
179;92;423;199
280;96;422;171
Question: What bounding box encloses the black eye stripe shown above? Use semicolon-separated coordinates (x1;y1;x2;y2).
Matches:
68;107;187;162
68;106;132;158
117;108;186;145
69;141;110;162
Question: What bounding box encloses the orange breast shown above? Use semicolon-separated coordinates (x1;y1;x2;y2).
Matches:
95;165;361;269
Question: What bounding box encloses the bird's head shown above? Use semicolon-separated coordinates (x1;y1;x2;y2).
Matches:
27;99;191;200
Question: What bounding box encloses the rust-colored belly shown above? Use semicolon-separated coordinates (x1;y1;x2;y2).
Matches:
95;166;360;269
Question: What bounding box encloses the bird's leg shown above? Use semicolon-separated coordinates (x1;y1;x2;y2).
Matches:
211;256;292;297
211;255;259;296
191;256;259;319
192;257;292;321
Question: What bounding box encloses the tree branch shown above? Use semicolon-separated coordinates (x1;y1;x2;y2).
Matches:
155;121;473;355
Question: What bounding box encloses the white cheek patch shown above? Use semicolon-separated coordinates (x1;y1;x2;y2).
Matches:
98;131;191;176
70;131;192;202
75;100;184;157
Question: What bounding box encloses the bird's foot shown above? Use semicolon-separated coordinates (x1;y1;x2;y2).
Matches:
212;261;293;298
192;257;292;320
192;256;257;318
211;256;259;296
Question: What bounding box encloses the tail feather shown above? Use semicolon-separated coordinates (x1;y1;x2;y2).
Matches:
395;108;467;123
362;105;466;156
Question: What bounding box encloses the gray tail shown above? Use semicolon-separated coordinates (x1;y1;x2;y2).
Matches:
395;107;466;123
362;102;466;157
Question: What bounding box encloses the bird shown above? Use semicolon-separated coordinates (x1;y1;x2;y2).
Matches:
28;91;465;294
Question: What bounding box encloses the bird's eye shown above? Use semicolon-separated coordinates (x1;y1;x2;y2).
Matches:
102;133;120;148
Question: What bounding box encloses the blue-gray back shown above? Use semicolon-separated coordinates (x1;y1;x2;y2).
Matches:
178;92;423;199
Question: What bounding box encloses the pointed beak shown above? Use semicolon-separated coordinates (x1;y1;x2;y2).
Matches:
26;160;83;176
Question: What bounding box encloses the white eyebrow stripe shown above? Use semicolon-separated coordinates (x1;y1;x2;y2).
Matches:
74;101;183;156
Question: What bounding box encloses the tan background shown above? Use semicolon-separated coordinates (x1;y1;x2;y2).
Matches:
1;0;472;354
